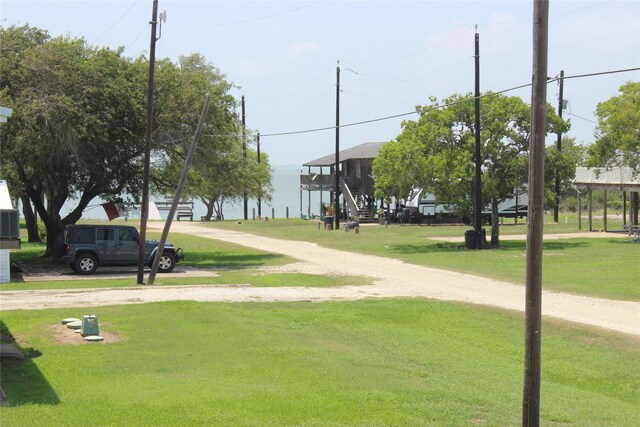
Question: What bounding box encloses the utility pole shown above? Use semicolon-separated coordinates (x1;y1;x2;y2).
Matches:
147;95;211;285
257;132;261;218
335;62;341;230
474;27;483;249
242;95;248;220
137;0;159;285
553;70;565;223
523;1;549;425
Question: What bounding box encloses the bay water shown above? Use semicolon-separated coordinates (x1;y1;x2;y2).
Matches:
68;165;327;221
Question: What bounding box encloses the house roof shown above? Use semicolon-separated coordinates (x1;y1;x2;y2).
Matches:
303;141;387;167
572;167;640;192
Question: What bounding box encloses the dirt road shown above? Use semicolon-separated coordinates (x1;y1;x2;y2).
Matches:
2;222;638;336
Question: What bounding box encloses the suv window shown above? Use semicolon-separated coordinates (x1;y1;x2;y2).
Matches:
70;227;95;244
119;228;136;241
97;228;115;241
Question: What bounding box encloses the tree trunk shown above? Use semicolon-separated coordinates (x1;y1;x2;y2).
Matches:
44;213;66;260
201;197;214;221
214;199;225;220
490;198;500;247
631;192;639;225
20;194;42;243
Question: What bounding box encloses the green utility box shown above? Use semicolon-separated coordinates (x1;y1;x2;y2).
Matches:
81;315;99;336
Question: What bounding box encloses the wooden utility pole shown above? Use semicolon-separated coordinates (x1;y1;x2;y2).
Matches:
137;0;159;285
257;132;261;217
242;96;248;220
474;27;483;249
523;1;549;425
147;96;211;285
334;62;341;230
553;70;565;223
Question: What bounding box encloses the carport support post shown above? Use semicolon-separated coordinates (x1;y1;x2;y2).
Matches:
588;190;593;232
577;191;582;230
603;191;607;232
147;95;211;285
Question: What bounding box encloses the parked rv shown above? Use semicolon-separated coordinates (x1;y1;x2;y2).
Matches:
399;188;528;225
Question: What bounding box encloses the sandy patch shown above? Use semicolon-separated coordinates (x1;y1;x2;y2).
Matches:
49;323;123;345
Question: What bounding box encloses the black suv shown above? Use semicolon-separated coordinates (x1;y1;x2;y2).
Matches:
62;224;184;275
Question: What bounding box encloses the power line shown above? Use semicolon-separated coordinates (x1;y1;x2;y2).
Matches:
351;57;473;87
346;27;473;65
169;1;326;28
124;24;150;54
476;1;613;27
556;67;640;81
566;112;598;124
93;1;139;44
252;65;334;104
200;66;639;140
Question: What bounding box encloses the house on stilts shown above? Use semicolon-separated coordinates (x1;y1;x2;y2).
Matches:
300;141;387;224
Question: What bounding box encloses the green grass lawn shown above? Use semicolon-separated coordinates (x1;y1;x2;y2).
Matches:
7;217;638;301
1;299;638;426
3;232;369;291
205;218;640;301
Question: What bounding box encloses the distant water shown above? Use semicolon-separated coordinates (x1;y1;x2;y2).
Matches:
63;165;328;221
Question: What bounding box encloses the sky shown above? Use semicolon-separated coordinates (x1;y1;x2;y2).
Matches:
2;0;639;167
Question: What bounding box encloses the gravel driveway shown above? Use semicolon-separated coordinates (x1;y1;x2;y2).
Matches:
2;222;638;336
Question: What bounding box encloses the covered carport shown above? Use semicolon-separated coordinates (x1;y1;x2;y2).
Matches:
572;167;640;231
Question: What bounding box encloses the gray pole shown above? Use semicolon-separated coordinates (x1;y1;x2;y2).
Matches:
242;95;248;220
147;95;211;285
137;0;159;285
553;70;564;223
522;1;549;425
335;63;341;230
257;132;261;217
474;28;483;249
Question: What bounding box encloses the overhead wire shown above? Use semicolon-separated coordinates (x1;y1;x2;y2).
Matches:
93;1;140;44
168;1;326;28
566;112;598;124
192;66;640;142
252;67;640;138
252;65;334;104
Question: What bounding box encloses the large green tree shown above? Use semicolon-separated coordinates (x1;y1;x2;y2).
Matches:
587;81;640;224
374;92;568;247
544;136;587;210
1;25;271;260
588;81;640;172
0;25;146;258
149;54;272;220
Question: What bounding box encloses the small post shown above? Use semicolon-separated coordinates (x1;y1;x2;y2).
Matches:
577;191;582;230
272;207;275;220
603;191;608;232
623;192;627;226
286;207;289;219
252;208;255;221
588;190;593;232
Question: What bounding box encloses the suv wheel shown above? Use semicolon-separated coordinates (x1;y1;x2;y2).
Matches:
74;254;98;275
157;252;176;273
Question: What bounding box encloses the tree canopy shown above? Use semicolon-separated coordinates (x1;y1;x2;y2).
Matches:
149;55;272;220
373;92;568;246
1;25;146;256
587;81;640;172
0;24;271;259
